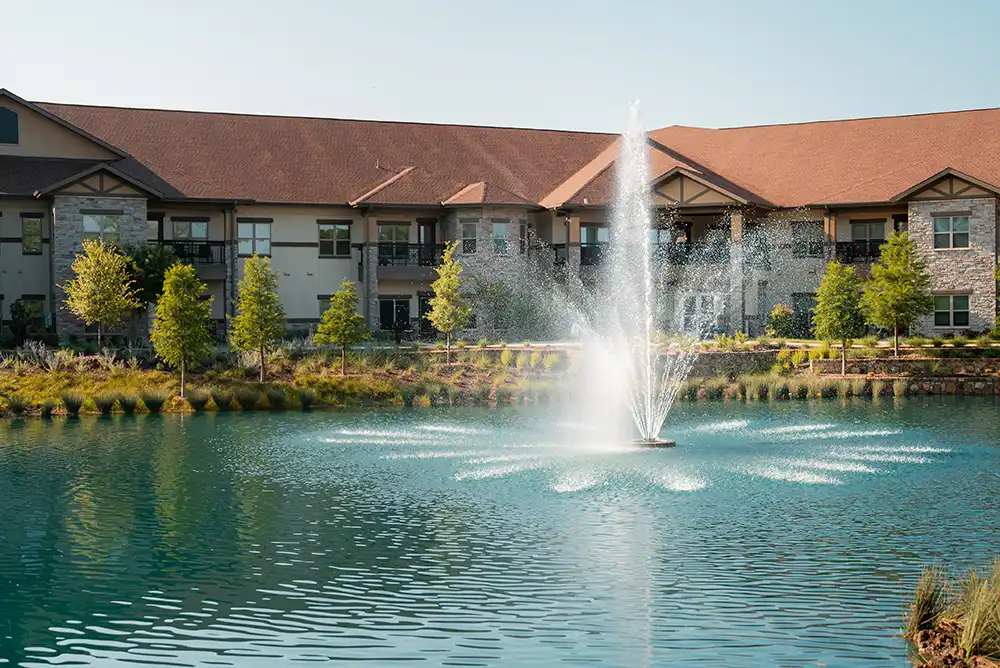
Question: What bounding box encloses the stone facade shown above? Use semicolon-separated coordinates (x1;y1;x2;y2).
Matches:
52;195;147;341
909;197;997;334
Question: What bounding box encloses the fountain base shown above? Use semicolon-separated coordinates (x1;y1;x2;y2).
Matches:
632;438;676;448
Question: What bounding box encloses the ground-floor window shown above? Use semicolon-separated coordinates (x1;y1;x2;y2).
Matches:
934;294;970;327
418;295;434;335
379;297;411;332
677;292;722;334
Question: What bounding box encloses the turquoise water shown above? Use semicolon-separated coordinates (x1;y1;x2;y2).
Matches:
1;399;998;666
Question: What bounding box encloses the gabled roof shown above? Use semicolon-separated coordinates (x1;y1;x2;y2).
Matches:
0;156;103;197
37;101;615;206
442;181;538;206
0;89;129;159
35;161;165;198
890;167;1000;201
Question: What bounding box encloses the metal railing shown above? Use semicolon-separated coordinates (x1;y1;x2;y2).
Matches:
376;243;445;266
836;239;884;263
651;242;730;265
160;240;225;264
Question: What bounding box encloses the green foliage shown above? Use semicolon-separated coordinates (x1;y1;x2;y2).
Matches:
62;240;140;345
229;255;285;381
93;393;117;415
790;350;807;367
297;388;316;410
952;335;969;348
151;263;214;396
125;243;177;307
861;232;934;354
8;299;33;346
500;349;514;367
905;566;947;636
893;380;908;397
234;387;261;411
427;242;472;358
186;390;209;411
515;352;529;369
265;387;287;409
210;387;233;410
315;280;370;374
814;262;865;372
3;394;28;417
139;390;168;413
60;392;84;416
116;394;139;414
766;303;795;338
542;353;560;370
529;350;543;369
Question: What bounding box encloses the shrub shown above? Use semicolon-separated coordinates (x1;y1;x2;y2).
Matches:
61;392;84;416
951;335;969;348
93;393;117;415
515;352;529;369
529;350;543;369
791;350;808;367
265;387;287;410
117;394;139;414
140;390;169;413
500;349;514;367
297;388;316;410
871;380;886;398
906;336;930;348
542;353;561;371
931;337;945;348
860;335;879;348
976;334;992;348
808;346;825;361
905;566;947;636
234;387;261;410
210;388;233;411
756;334;774;349
766;303;795;338
4;394;28;417
40;399;56;418
186;390;210;411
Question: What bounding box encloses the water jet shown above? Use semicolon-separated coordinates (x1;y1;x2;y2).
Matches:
632;438;676;448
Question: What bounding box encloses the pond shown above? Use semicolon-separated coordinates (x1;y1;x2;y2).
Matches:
1;399;998;666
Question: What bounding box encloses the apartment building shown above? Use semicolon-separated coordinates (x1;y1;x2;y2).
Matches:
1;87;998;341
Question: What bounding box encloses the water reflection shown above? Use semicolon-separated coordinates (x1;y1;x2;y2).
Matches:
0;399;997;666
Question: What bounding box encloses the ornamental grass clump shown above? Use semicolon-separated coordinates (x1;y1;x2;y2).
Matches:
265;387;287;410
93;393;117;415
955;567;1000;659
140;390;169;414
515;352;529;369
116;394;139;414
542;353;561;371
905;566;948;637
297;388;316;410
850;378;867;397
210;388;233;411
61;392;84;416
4;394;28;417
235;387;261;411
40;399;56;418
185;390;210;412
871;379;886;399
893;380;908;397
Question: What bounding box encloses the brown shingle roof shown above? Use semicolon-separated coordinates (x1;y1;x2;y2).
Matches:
36;102;616;206
0;156;103;197
650;108;1000;207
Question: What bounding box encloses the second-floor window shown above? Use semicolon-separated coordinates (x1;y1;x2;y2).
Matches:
83;213;122;245
173;220;208;240
851;220;884;244
933;215;970;249
461;219;478;254
319;222;351;257
238;221;271;256
21;215;42;255
791;221;824;258
492;219;510;254
581;225;609;245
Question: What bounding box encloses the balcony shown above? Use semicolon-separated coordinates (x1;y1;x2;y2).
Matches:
157;240;226;280
836;239;884;263
652;242;730;265
375;243;445;280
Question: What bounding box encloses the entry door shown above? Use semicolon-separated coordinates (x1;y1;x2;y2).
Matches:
394;300;411;332
418;220;436;246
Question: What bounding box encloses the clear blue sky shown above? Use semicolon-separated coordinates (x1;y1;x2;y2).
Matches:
4;0;1000;133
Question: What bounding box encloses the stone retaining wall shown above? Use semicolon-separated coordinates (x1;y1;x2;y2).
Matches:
812;356;1000;376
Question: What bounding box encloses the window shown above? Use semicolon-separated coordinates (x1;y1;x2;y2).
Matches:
851;220;885;243
581;225;609;244
173;219;208;240
20;215;42;255
318;296;331;317
934;295;970;328
678;293;721;333
83;213;123;245
0;107;18;145
791;221;824;258
147;215;163;243
492;219;510;254
237;220;271;256
377;223;410;243
518;220;530;254
379;297;411;331
378;223;410;264
933;216;970;249
461;219;478;254
319;222;351;257
893;213;909;234
17;296;45;329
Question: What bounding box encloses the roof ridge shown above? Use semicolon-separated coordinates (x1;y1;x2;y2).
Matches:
35;100;615;136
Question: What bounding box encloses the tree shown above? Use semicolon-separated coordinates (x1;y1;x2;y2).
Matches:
861;232;934;356
229;254;285;382
62;240;140;347
426;242;472;362
766;303;795;338
813;261;866;375
314;280;370;375
8;299;32;346
151;263;214;398
126;243;177;308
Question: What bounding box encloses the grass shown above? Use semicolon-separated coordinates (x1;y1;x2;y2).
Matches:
117;393;139;414
61;392;84;416
905;566;948;636
893;380;908;397
210;388;233;411
186;390;210;412
235;387;261;411
3;394;28;417
140;390;169;414
297;388;316;409
265;387;287;410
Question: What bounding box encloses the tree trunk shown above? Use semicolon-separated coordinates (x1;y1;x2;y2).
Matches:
180;358;186;399
841;339;847;375
446;333;451;364
341;345;346;376
259;344;265;383
893;325;899;357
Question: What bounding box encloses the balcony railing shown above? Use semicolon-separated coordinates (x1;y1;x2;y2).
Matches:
376;243;445;266
652;242;730;265
553;244;567;266
160;240;225;264
836;239;884;263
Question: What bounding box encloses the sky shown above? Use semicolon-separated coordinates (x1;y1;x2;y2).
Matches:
3;0;1000;133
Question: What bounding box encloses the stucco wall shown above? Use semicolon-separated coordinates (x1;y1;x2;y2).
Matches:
0;98;119;160
0;199;51;322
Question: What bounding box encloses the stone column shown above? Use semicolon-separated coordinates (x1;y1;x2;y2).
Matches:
729;210;746;333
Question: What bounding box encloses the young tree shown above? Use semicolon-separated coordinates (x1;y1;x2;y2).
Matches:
426;242;472;362
861;232;934;356
62;240;140;347
765;303;795;338
314;280;370;375
229;254;285;382
813;261;866;375
151;263;214;398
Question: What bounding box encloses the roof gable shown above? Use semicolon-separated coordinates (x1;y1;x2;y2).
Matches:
0;90;125;161
653;169;742;206
38;162;162;198
891;168;1000;201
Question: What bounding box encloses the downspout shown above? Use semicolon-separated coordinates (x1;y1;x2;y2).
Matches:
47;200;56;333
363;205;371;324
228;203;238;319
